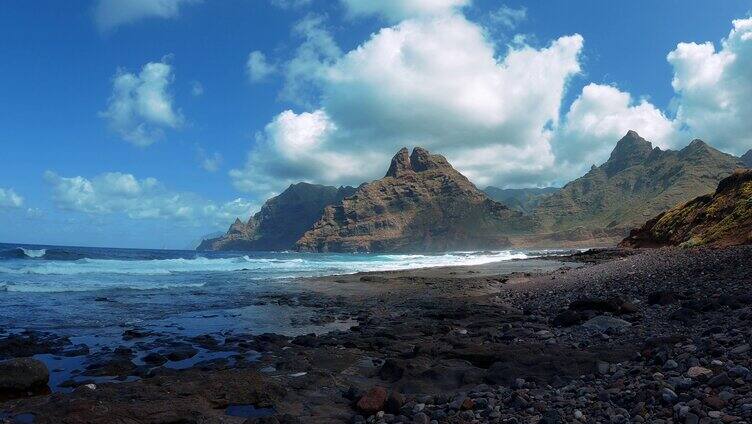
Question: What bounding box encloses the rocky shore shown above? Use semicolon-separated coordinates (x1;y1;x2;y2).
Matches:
2;246;752;423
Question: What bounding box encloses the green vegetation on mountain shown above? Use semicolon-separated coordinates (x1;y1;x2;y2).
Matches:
532;131;745;240
483;187;560;214
621;169;752;248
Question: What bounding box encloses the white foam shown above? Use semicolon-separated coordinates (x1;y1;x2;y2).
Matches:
0;250;531;277
21;248;46;258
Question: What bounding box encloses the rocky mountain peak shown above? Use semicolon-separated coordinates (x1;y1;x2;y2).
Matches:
385;147;413;178
603;131;654;175
409;147;451;172
742;149;752;167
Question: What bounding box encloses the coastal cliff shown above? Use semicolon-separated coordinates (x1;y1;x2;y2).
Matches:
197;183;355;251
621;169;752;248
295;147;532;252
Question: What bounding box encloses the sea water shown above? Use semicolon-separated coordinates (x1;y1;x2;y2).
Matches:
0;242;549;335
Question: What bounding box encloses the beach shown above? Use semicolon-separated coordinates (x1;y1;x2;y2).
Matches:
2;246;752;423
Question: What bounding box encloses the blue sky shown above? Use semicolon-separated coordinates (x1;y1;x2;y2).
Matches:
1;0;751;248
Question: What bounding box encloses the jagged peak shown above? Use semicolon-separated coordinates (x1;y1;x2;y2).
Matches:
385;147;412;177
409;147;451;172
603;131;654;176
740;149;751;167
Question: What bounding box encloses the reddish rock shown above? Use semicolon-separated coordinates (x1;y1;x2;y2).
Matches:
356;386;388;414
461;398;475;411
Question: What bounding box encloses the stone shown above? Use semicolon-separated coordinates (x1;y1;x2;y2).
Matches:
708;372;733;388
385;391;405;414
661;388;678;404
582;315;632;332
0;358;50;392
686;366;713;379
357;386;388;415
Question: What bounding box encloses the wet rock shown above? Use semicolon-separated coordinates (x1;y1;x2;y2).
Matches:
648;291;676;305
165;345;198;362
385;391;405;414
0;358;49;394
378;358;405;382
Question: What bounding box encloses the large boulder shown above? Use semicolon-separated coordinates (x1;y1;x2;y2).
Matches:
0;358;50;393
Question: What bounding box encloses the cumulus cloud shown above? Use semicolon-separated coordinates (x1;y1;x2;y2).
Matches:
667;17;752;155
0;188;23;209
553;83;678;176
101;59;183;147
342;0;470;21
44;171;254;227
233;13;583;192
488;5;527;30
94;0;200;31
281;14;341;105
195;145;223;172
246;51;277;83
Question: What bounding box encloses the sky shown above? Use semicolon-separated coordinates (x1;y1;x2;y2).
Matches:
1;0;751;249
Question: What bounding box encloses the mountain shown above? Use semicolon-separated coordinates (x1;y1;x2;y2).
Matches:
295;147;533;252
483;187;560;214
621;169;752;248
531;131;746;242
743;150;752;167
197;183;356;251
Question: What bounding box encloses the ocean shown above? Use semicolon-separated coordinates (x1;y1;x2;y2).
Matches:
0;242;566;392
0;243;541;332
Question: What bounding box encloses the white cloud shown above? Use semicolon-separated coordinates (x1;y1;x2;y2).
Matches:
44;171;254;227
191;80;204;96
246;51;276;83
101;59;183;147
230;110;383;195
270;0;312;9
281;14;341;105
342;0;470;22
488;5;526;30
233;13;583;191
195;145;223;172
94;0;200;32
667;17;752;155
0;188;23;209
553;83;678;176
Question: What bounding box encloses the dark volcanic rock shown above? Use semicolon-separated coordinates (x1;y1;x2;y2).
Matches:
622;169;752;248
295;147;532;252
0;358;49;394
356;386;388;414
198;182;355;251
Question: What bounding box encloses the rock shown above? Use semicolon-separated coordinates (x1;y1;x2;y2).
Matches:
731;344;750;355
686;366;713;379
648;291;676;305
552;309;585;327
385;391;405;414
0;358;50;393
704;395;725;409
708;372;733;388
142;352;168;366
569;297;624;313
378;358;405;382
661;388;678;404
413;412;429;424
165;345;198;362
357;386;388;415
582;315;632;332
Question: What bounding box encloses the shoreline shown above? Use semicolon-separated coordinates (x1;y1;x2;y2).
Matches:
2;246;752;423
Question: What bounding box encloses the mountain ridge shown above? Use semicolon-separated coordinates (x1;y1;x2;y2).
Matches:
197;182;355;251
295;147;533;252
530;132;745;242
